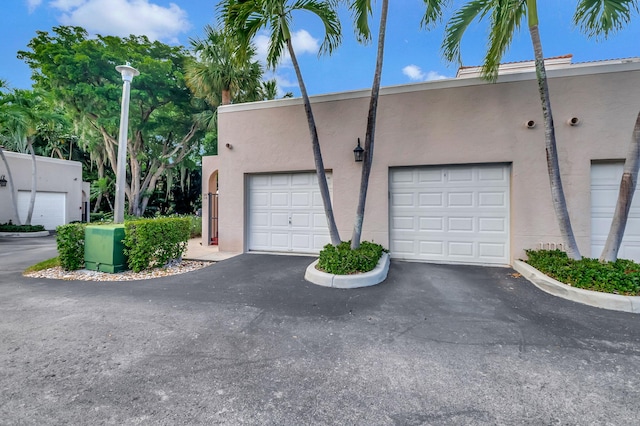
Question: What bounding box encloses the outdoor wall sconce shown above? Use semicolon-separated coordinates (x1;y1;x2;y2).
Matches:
353;138;364;162
0;175;7;187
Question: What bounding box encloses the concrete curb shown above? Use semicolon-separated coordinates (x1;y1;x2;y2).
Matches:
513;260;640;314
304;253;390;289
0;231;50;238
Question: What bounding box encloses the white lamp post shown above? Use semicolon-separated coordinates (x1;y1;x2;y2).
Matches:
113;63;140;223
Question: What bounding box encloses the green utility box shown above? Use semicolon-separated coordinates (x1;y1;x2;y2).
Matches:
84;224;128;273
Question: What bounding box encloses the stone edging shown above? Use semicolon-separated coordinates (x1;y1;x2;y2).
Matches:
0;231;50;238
304;253;390;289
513;260;640;314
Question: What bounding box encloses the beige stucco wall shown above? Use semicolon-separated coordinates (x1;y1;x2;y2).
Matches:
203;60;640;264
0;151;84;226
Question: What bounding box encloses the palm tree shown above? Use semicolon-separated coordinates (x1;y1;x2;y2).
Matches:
347;0;448;249
0;89;66;225
442;0;582;260
220;0;343;246
186;25;263;108
574;0;639;262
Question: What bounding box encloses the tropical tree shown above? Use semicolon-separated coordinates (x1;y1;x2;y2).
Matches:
0;88;67;225
574;0;639;262
19;26;203;216
221;0;343;246
347;0;448;249
442;0;582;260
186;25;263;108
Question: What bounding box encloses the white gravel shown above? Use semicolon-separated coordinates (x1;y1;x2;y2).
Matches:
24;260;212;281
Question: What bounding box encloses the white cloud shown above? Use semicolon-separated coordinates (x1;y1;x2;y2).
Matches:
402;64;425;81
402;64;449;82
253;29;320;67
291;30;319;55
50;0;191;42
425;71;448;81
27;0;43;13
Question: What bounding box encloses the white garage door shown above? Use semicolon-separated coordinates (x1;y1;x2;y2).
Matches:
591;163;640;261
17;191;66;230
390;164;510;265
248;172;331;253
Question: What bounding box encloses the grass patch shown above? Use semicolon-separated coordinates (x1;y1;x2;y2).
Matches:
24;257;60;274
525;249;640;296
318;241;387;275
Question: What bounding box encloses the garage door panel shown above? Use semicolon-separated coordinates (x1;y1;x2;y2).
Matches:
449;242;474;256
290;213;310;228
479;243;507;258
448;217;474;232
479;192;506;207
478;217;507;232
420;217;443;231
390;165;510;265
591;163;640;261
448;192;474;207
479;167;507;182
419;193;442;207
18;191;66;230
248;172;331;254
448;168;473;182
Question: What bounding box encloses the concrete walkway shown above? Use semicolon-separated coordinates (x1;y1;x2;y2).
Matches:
183;238;241;262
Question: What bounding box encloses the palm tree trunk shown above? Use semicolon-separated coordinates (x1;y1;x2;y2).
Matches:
25;141;37;225
528;9;581;260
0;147;22;225
600;111;640;262
351;0;389;250
286;38;341;246
221;89;231;106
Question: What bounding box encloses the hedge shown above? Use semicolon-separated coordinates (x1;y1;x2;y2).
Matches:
318;241;387;275
56;223;87;270
124;217;191;272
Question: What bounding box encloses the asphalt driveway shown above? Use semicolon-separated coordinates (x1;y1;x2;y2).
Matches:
1;237;639;425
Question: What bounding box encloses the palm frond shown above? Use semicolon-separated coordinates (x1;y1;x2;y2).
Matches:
574;0;638;39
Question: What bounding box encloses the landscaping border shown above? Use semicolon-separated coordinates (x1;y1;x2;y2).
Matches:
513;260;640;314
304;253;390;289
0;231;50;238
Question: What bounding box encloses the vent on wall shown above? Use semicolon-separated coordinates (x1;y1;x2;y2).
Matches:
538;242;564;251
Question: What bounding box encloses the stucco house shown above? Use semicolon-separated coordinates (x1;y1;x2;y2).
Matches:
202;56;640;266
0;151;88;230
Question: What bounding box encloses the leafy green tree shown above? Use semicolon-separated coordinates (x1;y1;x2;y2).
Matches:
18;26;202;217
442;0;582;260
221;0;343;246
574;0;639;262
0;88;66;225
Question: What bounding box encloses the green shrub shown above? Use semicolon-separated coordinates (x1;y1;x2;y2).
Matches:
525;249;640;296
89;212;112;222
56;223;87;270
124;217;190;272
318;241;387;275
0;221;46;232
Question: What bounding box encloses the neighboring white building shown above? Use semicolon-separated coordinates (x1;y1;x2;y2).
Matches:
0;151;88;230
202;57;640;265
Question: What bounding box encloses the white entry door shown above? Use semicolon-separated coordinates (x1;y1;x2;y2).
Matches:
248;172;331;253
389;164;510;265
17;191;66;230
591;163;640;261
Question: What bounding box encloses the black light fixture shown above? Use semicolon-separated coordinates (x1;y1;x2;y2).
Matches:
353;138;364;162
0;175;7;187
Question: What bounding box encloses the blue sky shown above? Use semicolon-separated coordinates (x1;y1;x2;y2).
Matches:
1;1;639;97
